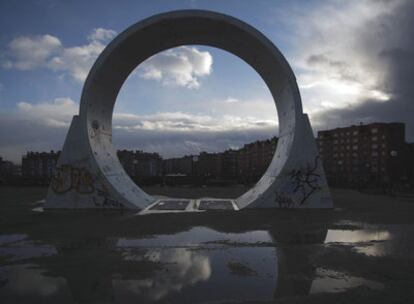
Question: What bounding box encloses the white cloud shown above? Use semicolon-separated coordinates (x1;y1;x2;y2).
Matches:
1;30;214;87
0;96;277;162
47;40;106;82
113;110;276;133
1;28;116;82
139;46;213;89
17;97;78;127
2;35;61;70
87;28;117;42
113;96;277;133
224;97;239;103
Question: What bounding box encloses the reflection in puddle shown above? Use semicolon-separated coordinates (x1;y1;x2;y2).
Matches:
310;268;383;293
0;234;27;245
115;228;277;302
351;224;414;257
1;220;404;302
117;227;271;248
114;248;211;301
0;235;57;262
325;229;390;243
0;264;71;303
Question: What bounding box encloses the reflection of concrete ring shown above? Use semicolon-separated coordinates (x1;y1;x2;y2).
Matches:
46;10;332;210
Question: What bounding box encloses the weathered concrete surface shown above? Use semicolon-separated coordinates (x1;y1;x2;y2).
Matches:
45;10;332;210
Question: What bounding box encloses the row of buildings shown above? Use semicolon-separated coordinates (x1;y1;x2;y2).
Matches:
1;137;278;186
117;137;278;185
2;122;414;188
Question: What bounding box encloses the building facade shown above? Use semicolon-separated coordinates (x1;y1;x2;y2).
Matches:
317;123;409;187
237;137;278;183
0;157;20;184
117;150;163;182
21;151;60;184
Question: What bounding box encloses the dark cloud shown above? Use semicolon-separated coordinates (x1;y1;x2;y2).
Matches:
313;0;414;141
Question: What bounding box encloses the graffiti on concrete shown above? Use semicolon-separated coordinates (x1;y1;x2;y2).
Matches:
92;196;124;208
274;191;295;208
92;178;125;209
51;165;95;194
289;156;321;205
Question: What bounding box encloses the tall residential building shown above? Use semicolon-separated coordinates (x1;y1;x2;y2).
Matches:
21;151;60;182
163;155;195;176
317;123;409;187
237;137;278;183
117;150;163;180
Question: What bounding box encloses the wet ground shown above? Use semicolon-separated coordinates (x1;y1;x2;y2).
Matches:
0;186;414;303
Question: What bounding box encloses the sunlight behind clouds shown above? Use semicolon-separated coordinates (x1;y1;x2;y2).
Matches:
289;0;401;115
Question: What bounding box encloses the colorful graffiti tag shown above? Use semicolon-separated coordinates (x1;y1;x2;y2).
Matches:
51;165;95;194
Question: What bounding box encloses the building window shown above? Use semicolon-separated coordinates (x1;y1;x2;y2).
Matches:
371;128;378;133
372;144;378;149
372;151;378;157
353;131;358;135
352;145;358;150
372;136;378;141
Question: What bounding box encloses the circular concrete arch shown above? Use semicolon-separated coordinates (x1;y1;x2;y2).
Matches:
80;10;304;209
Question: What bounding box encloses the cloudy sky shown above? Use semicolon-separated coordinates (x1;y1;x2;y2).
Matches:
0;0;413;163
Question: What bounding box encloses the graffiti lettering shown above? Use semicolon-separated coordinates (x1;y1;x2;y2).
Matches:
274;191;295;208
51;165;95;194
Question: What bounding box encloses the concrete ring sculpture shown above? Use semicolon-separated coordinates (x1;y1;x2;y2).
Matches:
45;10;332;210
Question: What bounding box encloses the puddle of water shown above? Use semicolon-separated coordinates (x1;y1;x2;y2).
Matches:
0;234;27;245
0;235;57;262
352;224;414;257
1;222;409;303
325;225;414;257
32;206;44;212
310;268;383;294
114;246;277;303
324;229;390;243
0;264;72;303
117;226;272;249
0;228;278;303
